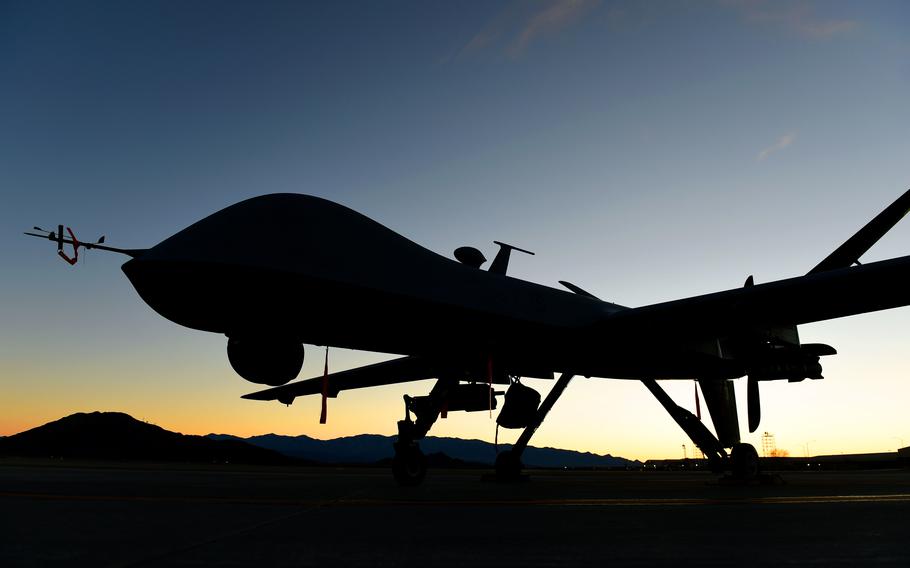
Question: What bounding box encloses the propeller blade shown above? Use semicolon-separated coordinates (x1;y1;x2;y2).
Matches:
747;376;761;433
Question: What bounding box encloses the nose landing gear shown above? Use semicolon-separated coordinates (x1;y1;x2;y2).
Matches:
392;440;427;487
392;379;454;486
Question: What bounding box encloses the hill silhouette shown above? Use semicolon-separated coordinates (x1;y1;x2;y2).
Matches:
0;412;638;468
208;432;639;469
0;412;294;465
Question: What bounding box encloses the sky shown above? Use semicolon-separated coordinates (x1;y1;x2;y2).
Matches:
1;0;909;460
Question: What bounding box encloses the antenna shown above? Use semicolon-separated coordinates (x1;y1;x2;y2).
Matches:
489;241;534;276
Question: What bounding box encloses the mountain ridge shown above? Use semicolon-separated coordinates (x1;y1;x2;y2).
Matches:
0;411;295;465
0;411;639;468
208;432;639;468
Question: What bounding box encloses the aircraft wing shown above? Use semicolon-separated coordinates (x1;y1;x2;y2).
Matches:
808;187;910;275
601;254;910;341
602;188;910;340
241;356;440;403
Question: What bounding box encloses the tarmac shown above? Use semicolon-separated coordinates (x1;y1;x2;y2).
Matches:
2;459;909;567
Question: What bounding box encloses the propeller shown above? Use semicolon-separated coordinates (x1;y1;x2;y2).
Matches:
743;273;761;432
747;376;760;433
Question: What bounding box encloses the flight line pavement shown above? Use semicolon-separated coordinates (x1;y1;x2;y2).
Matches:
1;459;908;567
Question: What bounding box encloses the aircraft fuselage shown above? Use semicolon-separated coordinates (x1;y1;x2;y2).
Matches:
121;193;910;382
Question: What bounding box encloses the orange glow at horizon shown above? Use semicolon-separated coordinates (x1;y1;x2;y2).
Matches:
3;314;908;463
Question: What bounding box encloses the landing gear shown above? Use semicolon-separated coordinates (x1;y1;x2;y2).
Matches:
391;379;454;487
644;379;765;481
392;442;427;487
495;372;575;481
494;449;522;481
642;379;729;465
730;443;760;479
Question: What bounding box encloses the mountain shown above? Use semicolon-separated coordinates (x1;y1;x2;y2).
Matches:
0;412;294;465
0;411;638;468
208;432;639;469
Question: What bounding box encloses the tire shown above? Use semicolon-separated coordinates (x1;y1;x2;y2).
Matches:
392;445;426;487
495;450;523;480
731;443;760;478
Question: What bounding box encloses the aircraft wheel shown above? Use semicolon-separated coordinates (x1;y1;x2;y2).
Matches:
392;444;426;487
730;443;760;478
495;450;523;480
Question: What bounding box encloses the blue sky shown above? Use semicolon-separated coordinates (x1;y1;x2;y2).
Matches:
2;1;909;458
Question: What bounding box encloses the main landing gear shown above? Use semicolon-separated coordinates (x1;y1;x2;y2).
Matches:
643;378;763;480
391;373;576;486
494;449;522;480
494;372;575;481
730;442;760;479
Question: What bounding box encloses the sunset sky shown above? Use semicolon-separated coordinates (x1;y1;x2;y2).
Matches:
2;1;909;460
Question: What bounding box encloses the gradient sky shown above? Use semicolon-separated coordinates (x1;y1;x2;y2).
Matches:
2;1;909;460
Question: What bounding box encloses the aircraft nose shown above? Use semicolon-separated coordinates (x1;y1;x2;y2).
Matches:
121;257;162;304
121;257;146;286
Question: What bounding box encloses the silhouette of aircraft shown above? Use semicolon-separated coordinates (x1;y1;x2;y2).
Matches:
26;189;910;485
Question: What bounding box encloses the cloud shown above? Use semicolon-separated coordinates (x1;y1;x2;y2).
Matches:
456;0;601;60
722;0;858;39
757;131;797;161
507;0;601;57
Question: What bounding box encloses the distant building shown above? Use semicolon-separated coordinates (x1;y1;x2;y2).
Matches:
899;446;909;459
761;432;776;457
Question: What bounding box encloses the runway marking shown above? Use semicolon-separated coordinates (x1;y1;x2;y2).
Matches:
3;491;910;507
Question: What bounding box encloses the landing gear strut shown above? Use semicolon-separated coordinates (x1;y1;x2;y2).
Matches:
643;379;763;480
392;379;453;486
495;372;575;481
642;379;729;465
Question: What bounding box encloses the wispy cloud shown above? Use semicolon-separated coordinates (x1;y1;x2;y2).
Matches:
757;131;797;161
722;0;858;40
507;0;600;57
456;0;601;61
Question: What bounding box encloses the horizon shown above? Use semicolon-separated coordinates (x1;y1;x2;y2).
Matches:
3;1;910;462
4;409;906;461
1;409;642;463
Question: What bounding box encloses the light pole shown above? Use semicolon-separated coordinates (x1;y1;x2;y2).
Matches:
804;439;816;458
